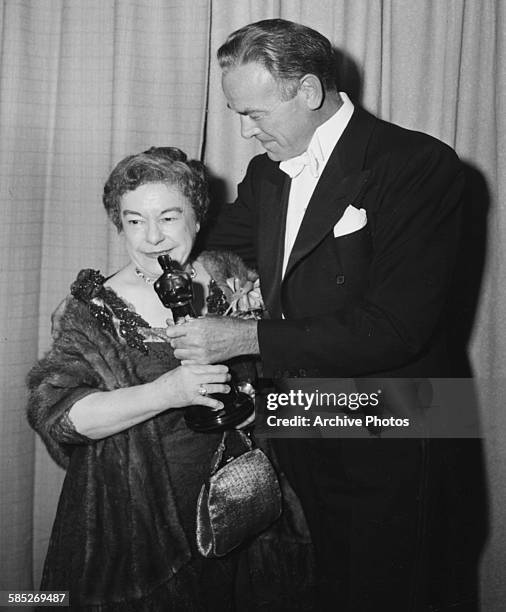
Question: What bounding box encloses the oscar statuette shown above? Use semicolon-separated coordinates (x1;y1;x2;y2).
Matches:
154;254;254;432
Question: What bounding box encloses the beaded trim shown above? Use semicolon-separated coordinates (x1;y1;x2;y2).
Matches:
70;268;232;353
71;269;149;354
206;279;230;315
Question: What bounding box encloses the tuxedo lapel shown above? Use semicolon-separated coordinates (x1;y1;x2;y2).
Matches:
257;164;290;318
284;169;371;278
284;106;377;279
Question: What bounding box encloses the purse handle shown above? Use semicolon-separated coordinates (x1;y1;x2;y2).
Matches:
209;430;254;476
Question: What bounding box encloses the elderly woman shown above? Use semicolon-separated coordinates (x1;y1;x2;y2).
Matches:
27;147;313;611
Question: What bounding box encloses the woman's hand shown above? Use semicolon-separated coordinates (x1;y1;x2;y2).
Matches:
152;364;231;411
67;364;231;440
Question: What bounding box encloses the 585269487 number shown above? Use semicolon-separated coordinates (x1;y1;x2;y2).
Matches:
0;591;68;607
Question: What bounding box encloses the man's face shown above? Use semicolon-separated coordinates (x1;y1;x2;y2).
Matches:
222;62;315;161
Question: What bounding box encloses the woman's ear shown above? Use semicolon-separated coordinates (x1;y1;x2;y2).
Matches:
299;74;324;110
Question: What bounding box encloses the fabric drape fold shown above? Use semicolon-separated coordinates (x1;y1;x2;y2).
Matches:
0;0;210;590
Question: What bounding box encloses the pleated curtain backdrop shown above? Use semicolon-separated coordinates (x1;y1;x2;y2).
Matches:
0;0;504;609
0;0;212;591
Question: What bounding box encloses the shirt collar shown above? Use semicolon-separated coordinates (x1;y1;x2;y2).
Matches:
310;91;354;170
279;92;354;179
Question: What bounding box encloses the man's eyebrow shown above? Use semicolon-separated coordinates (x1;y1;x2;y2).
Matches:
226;103;264;115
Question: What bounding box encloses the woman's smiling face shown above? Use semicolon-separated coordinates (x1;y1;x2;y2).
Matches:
120;182;199;276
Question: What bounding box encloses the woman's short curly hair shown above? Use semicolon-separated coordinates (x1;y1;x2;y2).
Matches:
103;147;209;232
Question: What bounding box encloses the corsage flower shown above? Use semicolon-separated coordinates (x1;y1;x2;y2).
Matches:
207;276;264;319
223;277;263;317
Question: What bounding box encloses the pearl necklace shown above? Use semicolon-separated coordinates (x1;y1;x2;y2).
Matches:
135;264;196;285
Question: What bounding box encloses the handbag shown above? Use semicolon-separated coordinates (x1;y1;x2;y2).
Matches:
196;430;282;558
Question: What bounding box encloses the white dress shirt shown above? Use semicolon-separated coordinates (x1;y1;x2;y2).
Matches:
279;92;354;277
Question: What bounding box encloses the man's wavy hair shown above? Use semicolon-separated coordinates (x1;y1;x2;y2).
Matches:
217;18;337;99
103;147;209;232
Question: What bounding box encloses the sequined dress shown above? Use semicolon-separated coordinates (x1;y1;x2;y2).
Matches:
27;263;314;611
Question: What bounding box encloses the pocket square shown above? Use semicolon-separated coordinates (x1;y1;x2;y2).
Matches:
333;205;367;237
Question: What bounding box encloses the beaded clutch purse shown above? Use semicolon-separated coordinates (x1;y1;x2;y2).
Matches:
196;430;282;558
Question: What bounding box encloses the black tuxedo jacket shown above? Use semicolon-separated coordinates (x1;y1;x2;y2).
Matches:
207;106;464;379
206;107;471;611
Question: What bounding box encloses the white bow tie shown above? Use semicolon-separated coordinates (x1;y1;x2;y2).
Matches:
279;148;320;179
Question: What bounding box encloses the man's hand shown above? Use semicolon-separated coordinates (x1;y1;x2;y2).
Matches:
165;316;259;364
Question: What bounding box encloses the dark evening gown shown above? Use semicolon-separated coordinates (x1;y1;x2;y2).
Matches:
27;264;315;611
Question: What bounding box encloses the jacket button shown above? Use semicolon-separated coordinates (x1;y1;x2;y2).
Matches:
336;275;345;285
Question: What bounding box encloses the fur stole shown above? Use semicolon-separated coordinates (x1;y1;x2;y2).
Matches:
26;249;248;469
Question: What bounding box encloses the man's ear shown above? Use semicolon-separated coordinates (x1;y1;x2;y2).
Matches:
299;74;324;110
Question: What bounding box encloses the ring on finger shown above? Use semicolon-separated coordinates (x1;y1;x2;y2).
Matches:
198;384;208;396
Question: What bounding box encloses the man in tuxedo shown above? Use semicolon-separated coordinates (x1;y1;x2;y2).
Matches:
167;19;466;611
